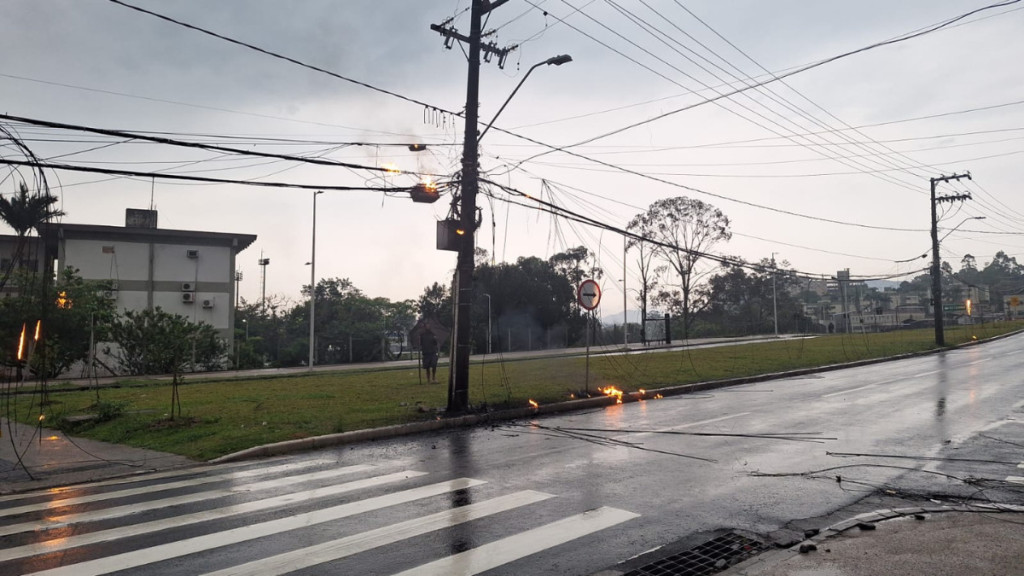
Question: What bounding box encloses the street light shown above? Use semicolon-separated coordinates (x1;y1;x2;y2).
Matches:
939;216;985;243
476;54;573;142
483;293;492;355
309;190;324;370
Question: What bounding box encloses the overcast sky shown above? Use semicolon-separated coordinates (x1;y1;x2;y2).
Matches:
2;0;1022;318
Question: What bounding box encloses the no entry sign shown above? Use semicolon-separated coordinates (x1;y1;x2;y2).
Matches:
578;279;601;311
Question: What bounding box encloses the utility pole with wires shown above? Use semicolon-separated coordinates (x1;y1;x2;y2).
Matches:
431;0;515;413
930;172;972;347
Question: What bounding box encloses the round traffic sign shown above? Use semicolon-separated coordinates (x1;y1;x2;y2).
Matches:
578;279;601;311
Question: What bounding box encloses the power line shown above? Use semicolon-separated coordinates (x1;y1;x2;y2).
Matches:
106;0;458;119
1;158;425;193
482;176;930;281
0;114;434;177
515;0;1022;163
100;0;991;232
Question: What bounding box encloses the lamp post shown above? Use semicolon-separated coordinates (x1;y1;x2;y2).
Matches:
309;190;323;371
449;51;572;413
483;293;492;354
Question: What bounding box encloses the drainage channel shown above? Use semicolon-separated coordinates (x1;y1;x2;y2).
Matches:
622;531;767;576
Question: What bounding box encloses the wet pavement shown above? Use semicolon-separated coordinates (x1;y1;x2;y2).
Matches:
1;332;1023;575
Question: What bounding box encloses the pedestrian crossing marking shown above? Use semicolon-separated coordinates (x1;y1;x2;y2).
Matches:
200;490;555;576
20;477;484;576
0;458;338;517
0;463;375;538
0;459;261;504
1008;476;1024;485
0;470;428;562
390;506;640;576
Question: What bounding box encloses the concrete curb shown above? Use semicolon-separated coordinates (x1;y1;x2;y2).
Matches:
211;329;1024;464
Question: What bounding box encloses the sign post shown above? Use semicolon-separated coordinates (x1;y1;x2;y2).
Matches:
578;280;601;395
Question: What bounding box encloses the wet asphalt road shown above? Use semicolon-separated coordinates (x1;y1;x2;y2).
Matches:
2;334;1023;575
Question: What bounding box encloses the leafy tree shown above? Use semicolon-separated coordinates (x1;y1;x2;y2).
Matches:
417;282;452;326
550;246;603;293
109;307;226;419
632;197;731;339
701;258;803;336
298;277;417;363
0;181;65;292
0;267;116;377
474;256;580;350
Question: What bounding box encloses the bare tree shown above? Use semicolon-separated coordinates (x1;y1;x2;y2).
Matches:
633;197;731;339
626;216;662;342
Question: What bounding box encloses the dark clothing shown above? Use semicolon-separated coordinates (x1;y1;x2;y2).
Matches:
420;332;439;369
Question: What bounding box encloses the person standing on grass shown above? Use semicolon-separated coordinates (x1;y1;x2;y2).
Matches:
420;329;439;384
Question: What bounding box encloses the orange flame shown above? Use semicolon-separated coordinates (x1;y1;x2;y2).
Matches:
34;319;42;341
638;389;646;395
420;177;437;191
17;323;26;361
654;393;664;399
382;162;400;174
598;386;624;404
528;399;539;409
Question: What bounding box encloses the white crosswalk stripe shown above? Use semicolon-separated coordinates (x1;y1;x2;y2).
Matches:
0;457;338;517
391;506;641;576
0;469;428;561
1;457;640;576
200;490;556;576
0;463;375;538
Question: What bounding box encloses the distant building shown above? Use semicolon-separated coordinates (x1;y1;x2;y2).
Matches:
0;235;46;299
43;209;256;367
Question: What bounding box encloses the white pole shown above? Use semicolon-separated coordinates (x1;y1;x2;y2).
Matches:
771;252;778;337
308;190;322;370
623;235;628;348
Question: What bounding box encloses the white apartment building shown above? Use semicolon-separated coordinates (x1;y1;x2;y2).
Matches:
45;209;256;349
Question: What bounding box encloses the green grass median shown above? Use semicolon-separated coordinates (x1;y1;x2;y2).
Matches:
9;322;1019;460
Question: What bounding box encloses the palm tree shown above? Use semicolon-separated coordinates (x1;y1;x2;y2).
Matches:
0;181;65;291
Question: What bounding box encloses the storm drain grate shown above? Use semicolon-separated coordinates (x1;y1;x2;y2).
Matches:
623;532;767;576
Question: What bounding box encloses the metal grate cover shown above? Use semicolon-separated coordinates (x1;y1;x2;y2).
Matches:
624;532;767;576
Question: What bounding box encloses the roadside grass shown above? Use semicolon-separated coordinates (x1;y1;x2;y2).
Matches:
11;322;1019;460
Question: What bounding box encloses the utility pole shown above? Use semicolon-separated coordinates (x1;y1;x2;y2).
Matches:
930;172;972;346
432;0;515;413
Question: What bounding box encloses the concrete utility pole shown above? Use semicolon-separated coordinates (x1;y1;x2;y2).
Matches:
308;190;323;371
431;0;515;413
929;172;972;346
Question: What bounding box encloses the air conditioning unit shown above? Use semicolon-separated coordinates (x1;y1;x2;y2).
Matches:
181;282;194;292
102;290;117;300
182;292;195;304
186;249;199;259
201;299;214;309
110;280;119;291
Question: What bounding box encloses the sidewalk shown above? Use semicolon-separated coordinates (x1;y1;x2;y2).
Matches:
0;417;194;494
722;504;1024;576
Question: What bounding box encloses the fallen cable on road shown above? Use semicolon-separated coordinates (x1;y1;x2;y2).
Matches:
544;426;836;443
504;423;718;463
827;451;1020;465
